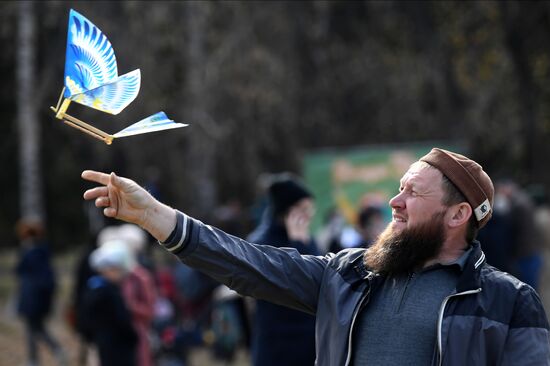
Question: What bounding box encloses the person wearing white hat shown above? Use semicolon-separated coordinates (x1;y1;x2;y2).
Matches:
82;240;137;366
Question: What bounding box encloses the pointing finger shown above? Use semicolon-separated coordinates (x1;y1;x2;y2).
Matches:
82;170;111;186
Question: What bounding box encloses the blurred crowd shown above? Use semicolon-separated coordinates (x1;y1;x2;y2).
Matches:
12;174;550;366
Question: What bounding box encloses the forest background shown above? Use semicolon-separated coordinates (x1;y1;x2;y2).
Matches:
1;1;550;249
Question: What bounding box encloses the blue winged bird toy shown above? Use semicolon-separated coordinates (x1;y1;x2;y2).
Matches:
50;9;187;144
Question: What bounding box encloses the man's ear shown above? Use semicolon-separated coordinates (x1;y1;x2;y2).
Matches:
447;202;472;228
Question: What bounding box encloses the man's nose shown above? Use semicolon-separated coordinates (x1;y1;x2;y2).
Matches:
389;191;405;209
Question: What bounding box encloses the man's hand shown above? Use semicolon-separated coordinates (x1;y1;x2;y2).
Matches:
82;170;176;242
82;171;151;225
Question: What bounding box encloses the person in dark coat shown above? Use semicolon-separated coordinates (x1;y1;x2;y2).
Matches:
81;240;138;366
70;226;118;365
247;173;319;366
71;237;98;366
14;219;66;366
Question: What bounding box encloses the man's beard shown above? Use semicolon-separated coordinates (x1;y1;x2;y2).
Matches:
364;210;447;276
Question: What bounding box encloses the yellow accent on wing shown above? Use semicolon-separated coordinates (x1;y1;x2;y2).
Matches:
92;98;103;109
65;76;83;96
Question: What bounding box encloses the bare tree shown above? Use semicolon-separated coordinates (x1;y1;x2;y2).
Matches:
183;1;218;217
16;1;44;222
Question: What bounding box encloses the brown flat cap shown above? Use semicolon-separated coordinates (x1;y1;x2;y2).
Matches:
420;148;494;228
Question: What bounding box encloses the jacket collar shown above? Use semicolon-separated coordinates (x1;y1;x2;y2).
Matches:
350;251;383;291
455;240;485;292
354;241;486;292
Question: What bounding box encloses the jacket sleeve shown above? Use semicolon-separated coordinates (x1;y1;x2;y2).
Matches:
160;211;330;315
500;284;550;365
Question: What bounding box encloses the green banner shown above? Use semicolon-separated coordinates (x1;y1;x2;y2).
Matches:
303;143;459;234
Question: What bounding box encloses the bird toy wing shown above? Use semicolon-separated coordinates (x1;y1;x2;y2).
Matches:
64;9;139;114
113;112;188;138
67;70;141;115
51;9;187;145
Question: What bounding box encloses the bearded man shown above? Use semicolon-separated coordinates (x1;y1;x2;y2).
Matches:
82;148;550;365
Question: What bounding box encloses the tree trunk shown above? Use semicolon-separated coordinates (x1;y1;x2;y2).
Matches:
499;2;538;182
184;1;217;218
17;1;44;222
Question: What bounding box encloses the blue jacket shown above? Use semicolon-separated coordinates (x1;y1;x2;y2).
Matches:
15;242;56;320
162;211;550;365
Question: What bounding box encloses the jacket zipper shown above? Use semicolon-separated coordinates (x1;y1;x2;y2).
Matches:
344;287;371;366
436;288;482;366
397;272;415;312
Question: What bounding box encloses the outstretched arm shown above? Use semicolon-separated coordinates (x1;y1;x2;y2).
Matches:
82;170;328;313
81;170;176;241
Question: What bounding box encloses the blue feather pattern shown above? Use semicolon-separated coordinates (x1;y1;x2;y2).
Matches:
70;70;141;115
59;9;187;140
63;9;140;115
